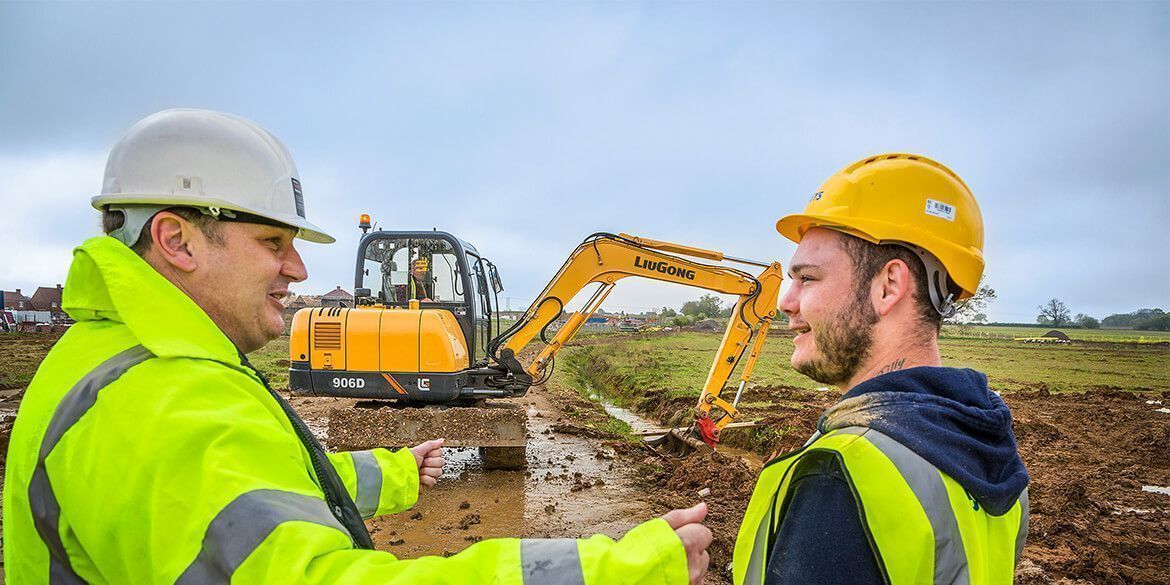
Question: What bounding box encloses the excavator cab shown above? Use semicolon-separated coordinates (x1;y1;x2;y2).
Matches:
289;229;519;402
354;231;503;365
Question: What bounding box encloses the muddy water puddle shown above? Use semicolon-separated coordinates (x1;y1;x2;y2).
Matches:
364;393;657;559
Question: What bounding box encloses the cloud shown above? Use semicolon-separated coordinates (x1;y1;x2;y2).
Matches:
1;2;1166;320
0;152;106;290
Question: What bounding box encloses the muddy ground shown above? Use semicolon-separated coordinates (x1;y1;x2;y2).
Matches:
287;382;666;561
595;381;1170;585
1;332;1168;584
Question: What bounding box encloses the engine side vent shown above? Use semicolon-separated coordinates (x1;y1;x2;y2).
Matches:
313;322;342;350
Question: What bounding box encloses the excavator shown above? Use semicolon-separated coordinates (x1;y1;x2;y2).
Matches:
289;215;783;461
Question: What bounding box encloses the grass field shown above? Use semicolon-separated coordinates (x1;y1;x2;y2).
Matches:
250;336;292;389
235;326;1170;396
553;330;1170;397
7;326;1166;397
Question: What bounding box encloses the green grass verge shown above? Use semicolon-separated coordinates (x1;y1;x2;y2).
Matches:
249;335;291;390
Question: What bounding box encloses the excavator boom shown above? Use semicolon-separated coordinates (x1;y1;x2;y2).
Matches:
489;233;783;447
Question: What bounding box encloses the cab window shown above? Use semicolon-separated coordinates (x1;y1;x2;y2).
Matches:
362;237;465;305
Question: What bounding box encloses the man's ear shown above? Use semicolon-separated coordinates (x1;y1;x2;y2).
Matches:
148;212;200;273
874;259;913;317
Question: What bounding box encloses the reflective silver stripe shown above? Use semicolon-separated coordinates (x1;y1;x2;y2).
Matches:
1014;488;1030;566
177;489;350;584
852;428;971;585
741;501;773;584
351;450;382;519
521;539;585;585
30;344;154;585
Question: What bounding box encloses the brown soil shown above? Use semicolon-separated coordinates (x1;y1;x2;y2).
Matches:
1009;389;1170;585
627;387;1170;585
328;402;528;450
647;450;757;580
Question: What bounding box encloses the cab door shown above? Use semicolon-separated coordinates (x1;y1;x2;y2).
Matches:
467;253;493;365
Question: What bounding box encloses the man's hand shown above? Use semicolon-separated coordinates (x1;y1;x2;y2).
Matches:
409;438;445;488
662;502;712;585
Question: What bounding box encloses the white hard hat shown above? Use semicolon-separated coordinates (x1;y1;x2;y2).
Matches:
93;108;335;244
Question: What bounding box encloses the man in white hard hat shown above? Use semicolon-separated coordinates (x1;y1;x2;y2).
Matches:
2;109;711;584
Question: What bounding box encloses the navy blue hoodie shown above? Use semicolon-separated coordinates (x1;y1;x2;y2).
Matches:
765;366;1029;585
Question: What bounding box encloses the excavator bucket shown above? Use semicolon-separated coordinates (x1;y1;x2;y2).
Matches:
643;426;713;458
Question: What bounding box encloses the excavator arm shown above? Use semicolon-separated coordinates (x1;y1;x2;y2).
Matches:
489;233;783;447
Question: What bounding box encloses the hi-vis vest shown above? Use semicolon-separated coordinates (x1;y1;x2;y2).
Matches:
733;427;1028;585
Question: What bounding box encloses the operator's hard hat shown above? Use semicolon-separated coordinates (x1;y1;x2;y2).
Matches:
776;153;984;313
412;258;429;271
93;108;335;245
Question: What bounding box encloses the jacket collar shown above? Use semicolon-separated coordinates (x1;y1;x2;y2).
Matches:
63;236;244;368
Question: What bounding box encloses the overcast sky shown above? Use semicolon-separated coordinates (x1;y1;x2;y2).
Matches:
2;1;1167;323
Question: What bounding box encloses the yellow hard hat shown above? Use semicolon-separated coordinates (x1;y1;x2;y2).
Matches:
412;258;429;271
776;153;984;302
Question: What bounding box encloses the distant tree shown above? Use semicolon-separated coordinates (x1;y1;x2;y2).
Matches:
1075;313;1100;329
1102;308;1167;329
659;307;677;318
1137;314;1170;331
1037;299;1071;327
947;282;997;325
681;294;723;318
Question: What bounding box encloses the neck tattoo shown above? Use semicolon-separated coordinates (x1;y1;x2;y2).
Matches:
876;358;906;376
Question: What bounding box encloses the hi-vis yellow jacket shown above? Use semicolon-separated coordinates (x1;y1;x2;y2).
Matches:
3;236;687;584
733;427;1028;585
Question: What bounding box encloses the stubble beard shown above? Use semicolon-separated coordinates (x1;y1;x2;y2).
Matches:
793;291;879;386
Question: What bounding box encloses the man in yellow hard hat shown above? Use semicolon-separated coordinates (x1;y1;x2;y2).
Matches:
409;257;435;302
3;108;713;584
733;154;1029;584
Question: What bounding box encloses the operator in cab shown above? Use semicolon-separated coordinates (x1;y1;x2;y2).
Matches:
408;257;434;302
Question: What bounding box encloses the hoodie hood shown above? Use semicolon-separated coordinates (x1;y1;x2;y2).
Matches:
819;366;1029;515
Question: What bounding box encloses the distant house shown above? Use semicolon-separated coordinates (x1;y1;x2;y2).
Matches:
281;294;322;321
321;286;353;308
2;289;32;311
30;284;67;321
282;294;322;311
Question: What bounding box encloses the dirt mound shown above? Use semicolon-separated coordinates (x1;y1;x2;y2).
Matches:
647;450;757;584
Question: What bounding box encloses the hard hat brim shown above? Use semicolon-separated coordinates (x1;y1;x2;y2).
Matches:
776;212;982;300
92;194;335;244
